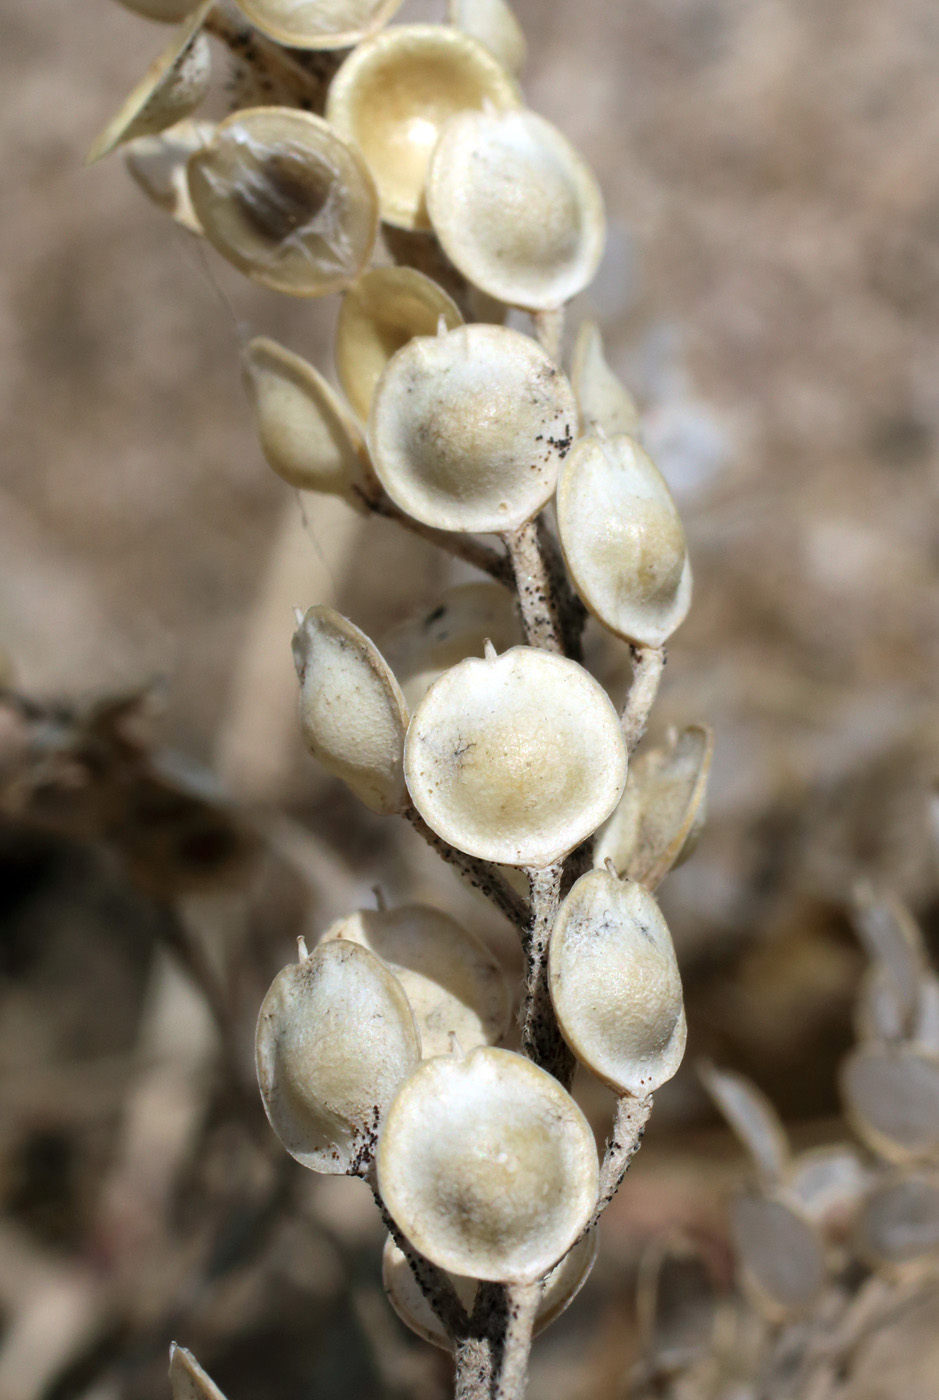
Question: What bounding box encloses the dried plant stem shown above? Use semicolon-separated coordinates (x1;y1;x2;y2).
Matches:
505;519;564;653
589;1093;654;1230
366;493;514;585
536;516;588;659
520;864;574;1085
492;1283;542;1400
454;1338;492;1400
406;808;530;929
532;307;565;361
621;645;666;756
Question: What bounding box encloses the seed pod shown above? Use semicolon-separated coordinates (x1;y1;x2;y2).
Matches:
785;1145;870;1239
404;645;627;867
557;434;692;648
125;119;214;233
730;1191;826;1317
851;885;925;1034
382;1228;596;1348
548;870;685;1096
855;1170;939;1269
293;606;409;814
87;4;213;164
855;963;910;1045
243;337;374;499
326;26;519;231
256;939;420;1174
187;107;379;296
377;1046;599;1283
319;903;509;1057
571;320;640;439
698;1063;789;1186
232;0;404;49
368;324;577;534
448;0;526;75
915;975;939;1055
840;1045;939;1162
382;582;522;709
595;724;713;890
169;1345;227;1400
427;107;604;311
116;0;200;19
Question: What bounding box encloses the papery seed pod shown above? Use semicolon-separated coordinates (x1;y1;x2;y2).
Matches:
557;434;692;648
87;4;213;164
256;939;420;1174
855;1170;939;1269
448;0;526;75
382;1228;596;1349
368;324;578;534
232;0;404;49
319;903;509;1057
594;724;713;890
427;107;605;311
125;120;215;233
840;1045;939;1162
404;645;627;867
548;870;685;1096
571;320;640;439
785;1145;870;1238
243;337;375;499
851;885;925;1033
730;1191;826;1317
292;606;409;814
377;1046;598;1283
326;26;520;231
116;0;200;19
699;1063;789;1186
381;583;522;709
169;1345;227;1400
187;107;379;296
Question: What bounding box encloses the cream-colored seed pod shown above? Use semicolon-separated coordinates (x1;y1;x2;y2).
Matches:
125;120;214;233
855;1171;939;1268
840;1045;939;1162
427;107;605;311
557;434;692;648
785;1145;870;1236
698;1063;790;1187
378;1047;599;1283
404;646;627;867
116;0;200;20
730;1191;826;1317
187;107;378;296
319;904;509;1057
243;337;373;499
854;963;909;1045
169;1345;227;1400
382;582;522;709
256;939;420;1174
326;26;519;231
292;606;409;814
448;0;526;75
336;267;463;424
368;324;578;534
548;870;685;1096
87;5;213;164
382;1229;596;1349
571;320;640;439
232;0;404;49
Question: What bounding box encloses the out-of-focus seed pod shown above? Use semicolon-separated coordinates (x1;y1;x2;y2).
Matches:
125;119;214;233
382;583;522;710
292;606;409;815
336;267;462;425
636;1233;720;1375
368;324;577;534
326;26;519;231
855;1170;939;1269
840;1045;939;1163
594;724;713;890
187;107;379;296
243;337;374;500
405;645;626;868
169;1345;227;1400
557;434;692;648
698;1063;790;1186
852;885;925;1029
256;939;420;1174
571;320;640;439
377;1046;598;1283
916;974;939;1054
730;1191;826;1317
427;108;605;311
448;0;526;75
116;0;200;20
548;870;685;1096
320;903;509;1057
87;4;213;164
232;0;404;49
785;1144;871;1239
855;963;910;1045
382;1228;596;1348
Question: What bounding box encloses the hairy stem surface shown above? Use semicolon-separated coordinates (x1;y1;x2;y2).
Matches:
505;519;564;653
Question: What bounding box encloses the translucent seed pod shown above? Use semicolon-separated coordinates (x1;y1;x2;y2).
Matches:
840;1045;939;1163
319;903;510;1057
169;1345;227;1400
87;4;213;164
243;337;375;500
855;1171;939;1269
116;0;200;20
785;1145;871;1238
368;324;578;534
594;724;714;890
336;267;463;425
256;939;420;1174
187;107;379;296
730;1191;826;1318
377;1046;599;1283
557;434;692;648
404;646;627;868
232;0;405;50
292;606;409;815
427;107;605;311
698;1063;790;1187
326;26;520;231
548;870;685;1096
382;1228;596;1349
448;0;526;76
382;582;522;710
124;120;215;233
571;320;640;439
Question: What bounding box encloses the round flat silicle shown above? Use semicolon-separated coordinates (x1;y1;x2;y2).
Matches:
232;0;405;49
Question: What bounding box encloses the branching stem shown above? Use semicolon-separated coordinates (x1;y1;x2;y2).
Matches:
369;1181;470;1341
621;646;666;756
405;809;530;929
365;493;514;586
504;520;564;653
520;864;574;1086
589;1093;654;1231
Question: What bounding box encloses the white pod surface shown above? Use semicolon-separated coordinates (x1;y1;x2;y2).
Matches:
855;1171;939;1268
378;1047;599;1283
169;1345;227;1400
427;108;604;311
785;1145;870;1236
404;646;626;867
256;940;420;1174
548;870;685;1096
187;107;378;296
840;1045;939;1162
448;0;526;76
730;1191;826;1317
292;606;409;814
698;1062;789;1186
557;434;692;648
320;904;509;1057
326;26;519;231
368;324;577;534
125;119;214;233
571;320;640;439
233;0;404;49
382;582;522;709
243;337;372;497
